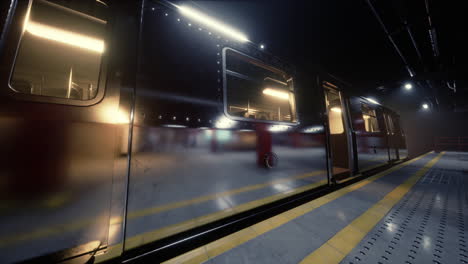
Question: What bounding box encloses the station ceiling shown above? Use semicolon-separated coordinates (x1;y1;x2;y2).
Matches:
195;0;467;113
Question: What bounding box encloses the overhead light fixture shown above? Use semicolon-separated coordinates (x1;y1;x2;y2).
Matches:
176;5;249;43
404;83;413;90
25;21;105;53
263;88;289;100
422;103;429;110
365;97;380;105
260;44;265;49
330;107;342;113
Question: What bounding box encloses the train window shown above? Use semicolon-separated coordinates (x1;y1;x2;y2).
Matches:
384;113;395;134
361;104;380;132
324;88;344;134
223;48;297;123
10;0;107;101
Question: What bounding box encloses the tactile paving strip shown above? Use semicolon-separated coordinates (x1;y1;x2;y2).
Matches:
341;166;468;264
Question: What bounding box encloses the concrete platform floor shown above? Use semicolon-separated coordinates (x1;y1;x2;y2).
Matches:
164;151;467;264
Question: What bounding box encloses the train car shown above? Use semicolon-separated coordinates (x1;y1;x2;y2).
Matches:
0;0;407;263
320;79;408;182
348;96;407;173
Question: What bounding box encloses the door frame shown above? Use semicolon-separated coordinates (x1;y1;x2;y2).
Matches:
322;80;355;184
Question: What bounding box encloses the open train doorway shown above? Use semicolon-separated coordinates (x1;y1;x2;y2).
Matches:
323;82;353;182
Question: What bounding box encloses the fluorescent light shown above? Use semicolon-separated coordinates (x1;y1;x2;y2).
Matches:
365;97;380;105
330;107;342;113
422;103;429;109
176;5;249;43
404;83;412;90
25;21;105;53
263;88;289;100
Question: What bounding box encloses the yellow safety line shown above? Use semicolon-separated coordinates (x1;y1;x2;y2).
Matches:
299;151;445;264
162;152;433;264
124;179;328;250
0;170;325;248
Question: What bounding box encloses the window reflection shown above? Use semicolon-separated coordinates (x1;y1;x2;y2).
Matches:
10;0;107;100
224;49;296;122
362;103;380;132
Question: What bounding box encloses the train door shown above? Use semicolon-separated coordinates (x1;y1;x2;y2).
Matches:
351;97;390;173
0;0;132;262
383;111;398;161
323;82;352;182
394;115;408;159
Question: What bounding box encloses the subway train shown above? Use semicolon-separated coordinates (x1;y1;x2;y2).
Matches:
0;0;407;263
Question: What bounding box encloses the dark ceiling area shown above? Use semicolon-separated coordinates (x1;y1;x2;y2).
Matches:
195;0;467;114
1;0;466;114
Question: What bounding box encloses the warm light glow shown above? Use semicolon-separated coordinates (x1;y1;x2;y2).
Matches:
25;21;105;53
176;5;249;42
404;83;412;90
215;115;236;129
102;107;129;124
330;107;342;113
363;114;370;119
422;103;429;109
263;88;289;100
365;97;380;105
116;110;130;124
23;3;32;33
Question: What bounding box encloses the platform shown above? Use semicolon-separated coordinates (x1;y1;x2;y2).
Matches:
163;151;468;264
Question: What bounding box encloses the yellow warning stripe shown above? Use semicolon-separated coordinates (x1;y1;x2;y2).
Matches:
299;152;445;264
162;152;433;264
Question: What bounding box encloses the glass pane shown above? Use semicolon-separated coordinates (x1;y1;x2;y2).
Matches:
362;104;380;132
225;49;296;122
325;89;344;134
10;0;106;100
386;114;395;134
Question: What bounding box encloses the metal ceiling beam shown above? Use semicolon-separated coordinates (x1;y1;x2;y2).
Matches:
366;0;414;77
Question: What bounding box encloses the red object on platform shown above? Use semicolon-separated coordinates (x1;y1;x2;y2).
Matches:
256;123;272;167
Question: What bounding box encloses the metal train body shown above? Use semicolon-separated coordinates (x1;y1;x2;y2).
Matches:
0;0;407;263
